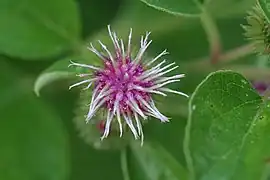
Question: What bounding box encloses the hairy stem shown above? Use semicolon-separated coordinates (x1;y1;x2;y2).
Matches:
183;43;270;80
200;7;222;64
185;43;254;69
121;148;130;180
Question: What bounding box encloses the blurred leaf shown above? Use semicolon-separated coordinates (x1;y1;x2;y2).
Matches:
34;58;75;96
77;0;122;38
138;0;254;19
261;163;270;180
0;61;69;180
184;70;270;180
0;0;80;59
143;114;189;170
118;0;187;32
70;146;123;180
206;0;255;18
83;0;190;50
38;83;125;180
33;50;102;96
258;0;270;22
69;123;125;179
139;0;201;17
34;71;71;96
128;141;188;180
150;16;248;66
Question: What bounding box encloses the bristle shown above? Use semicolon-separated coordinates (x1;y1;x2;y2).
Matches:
68;25;188;145
242;4;270;55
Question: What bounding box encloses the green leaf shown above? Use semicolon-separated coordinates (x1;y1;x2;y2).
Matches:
70;146;124;180
258;0;270;22
139;0;201;17
261;163;270;180
128;141;188;180
143;114;189;165
34;71;71;96
35;80;125;180
237;99;270;179
139;0;254;18
0;0;80;59
34;58;75;96
0;61;69;180
33;50;102;96
206;0;255;18
184;70;270;180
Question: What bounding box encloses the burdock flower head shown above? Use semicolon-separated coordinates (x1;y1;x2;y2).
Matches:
242;4;270;54
69;25;188;145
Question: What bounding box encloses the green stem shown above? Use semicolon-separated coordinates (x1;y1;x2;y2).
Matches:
186;63;270;81
183;43;270;80
200;7;222;64
184;43;254;69
121;148;130;180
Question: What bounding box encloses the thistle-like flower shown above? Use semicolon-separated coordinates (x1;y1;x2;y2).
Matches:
69;25;188;145
242;4;270;54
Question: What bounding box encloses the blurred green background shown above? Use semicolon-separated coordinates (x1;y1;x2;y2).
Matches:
1;0;266;179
